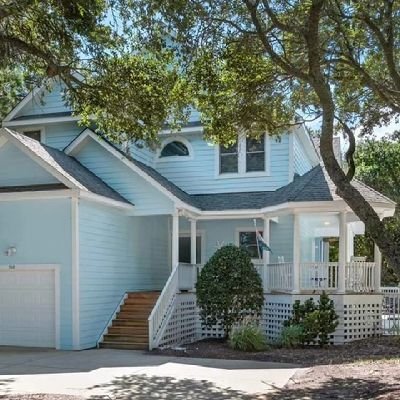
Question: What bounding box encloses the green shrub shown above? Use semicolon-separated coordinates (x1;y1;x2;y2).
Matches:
229;323;268;352
283;292;339;346
280;325;304;348
196;245;264;336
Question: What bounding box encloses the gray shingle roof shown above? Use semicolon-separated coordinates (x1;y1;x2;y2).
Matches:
12;111;73;121
4;129;131;205
191;165;395;211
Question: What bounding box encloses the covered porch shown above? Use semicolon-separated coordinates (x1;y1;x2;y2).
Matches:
172;208;385;295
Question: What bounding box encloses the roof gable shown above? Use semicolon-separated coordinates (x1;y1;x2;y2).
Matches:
0;128;130;205
4;80;73;124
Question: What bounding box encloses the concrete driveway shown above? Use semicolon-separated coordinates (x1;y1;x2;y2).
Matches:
0;347;302;399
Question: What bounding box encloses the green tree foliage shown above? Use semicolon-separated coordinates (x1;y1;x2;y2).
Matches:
284;292;339;346
0;0;115;119
88;0;400;273
195;245;264;337
354;137;400;284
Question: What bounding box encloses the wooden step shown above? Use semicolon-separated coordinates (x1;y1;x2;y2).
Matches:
99;290;159;350
112;319;148;327
99;341;148;350
103;334;148;343
117;311;151;319
108;326;148;335
119;304;154;312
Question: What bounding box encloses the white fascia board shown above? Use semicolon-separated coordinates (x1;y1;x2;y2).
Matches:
160;126;204;135
2;128;78;190
65;128;202;214
294;124;320;165
0;189;75;202
3;116;79;127
78;191;135;214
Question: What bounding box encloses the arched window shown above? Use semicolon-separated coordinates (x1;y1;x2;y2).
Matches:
160;140;190;158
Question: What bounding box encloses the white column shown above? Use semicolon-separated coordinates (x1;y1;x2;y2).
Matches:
292;213;300;293
190;219;197;265
346;224;354;262
171;213;179;269
338;211;347;293
263;216;270;292
374;243;382;291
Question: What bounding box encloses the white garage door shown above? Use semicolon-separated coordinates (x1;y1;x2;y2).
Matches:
0;268;56;348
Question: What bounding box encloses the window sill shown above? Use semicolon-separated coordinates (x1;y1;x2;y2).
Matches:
216;171;270;179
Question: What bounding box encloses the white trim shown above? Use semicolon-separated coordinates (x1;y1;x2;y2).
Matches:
3;116;79;127
172;212;179;268
0;189;75;202
288;133;294;182
156;136;194;161
79;191;134;213
71;197;80;349
160;126;204;135
215;133;271;179
295;124;320;166
179;229;206;264
0;264;61;349
64;128;202;213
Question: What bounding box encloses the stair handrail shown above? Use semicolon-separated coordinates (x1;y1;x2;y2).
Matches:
96;292;128;347
148;263;179;350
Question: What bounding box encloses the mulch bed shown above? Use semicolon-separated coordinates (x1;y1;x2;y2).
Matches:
151;336;400;367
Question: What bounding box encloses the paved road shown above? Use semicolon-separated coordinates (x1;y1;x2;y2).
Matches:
0;347;302;399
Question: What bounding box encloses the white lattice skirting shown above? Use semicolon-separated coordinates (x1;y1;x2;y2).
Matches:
155;293;383;348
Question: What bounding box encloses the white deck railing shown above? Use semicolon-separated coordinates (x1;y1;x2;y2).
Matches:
300;262;338;290
148;264;179;350
267;263;293;291
266;261;377;293
346;262;375;292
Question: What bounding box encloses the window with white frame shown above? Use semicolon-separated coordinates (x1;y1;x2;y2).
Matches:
219;140;238;174
219;135;267;175
158;137;192;160
239;230;263;259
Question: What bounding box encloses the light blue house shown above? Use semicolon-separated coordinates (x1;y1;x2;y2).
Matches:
0;80;395;350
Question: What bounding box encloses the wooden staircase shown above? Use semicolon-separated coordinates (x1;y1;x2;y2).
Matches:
99;291;159;350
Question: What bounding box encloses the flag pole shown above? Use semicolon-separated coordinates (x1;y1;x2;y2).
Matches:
253;218;261;260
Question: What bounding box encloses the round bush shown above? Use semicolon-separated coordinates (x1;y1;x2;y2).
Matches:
196;244;264;336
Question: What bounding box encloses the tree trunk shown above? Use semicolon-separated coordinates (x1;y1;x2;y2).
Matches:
319;103;400;275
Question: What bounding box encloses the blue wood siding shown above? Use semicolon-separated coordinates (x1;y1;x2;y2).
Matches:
74;139;175;215
129;142;155;167
79;201;170;349
16;82;71;118
0;199;73;349
270;215;294;263
44;122;84;150
180;216;293;263
154;133;290;194
293;134;314;176
0;141;59;186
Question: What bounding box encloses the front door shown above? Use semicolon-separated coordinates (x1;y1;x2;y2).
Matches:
179;236;202;264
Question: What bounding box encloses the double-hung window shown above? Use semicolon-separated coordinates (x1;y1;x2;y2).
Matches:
219;140;239;174
219;135;266;175
246;136;265;172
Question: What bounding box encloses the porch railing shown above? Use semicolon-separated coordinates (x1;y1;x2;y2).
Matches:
266;261;377;293
346;261;375;292
266;263;293;291
300;262;338;290
148;264;179;350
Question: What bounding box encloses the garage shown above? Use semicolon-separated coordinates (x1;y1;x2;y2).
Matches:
0;267;57;348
